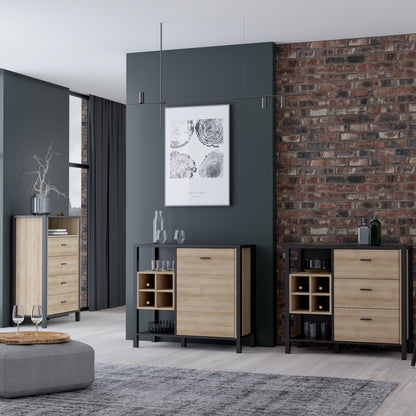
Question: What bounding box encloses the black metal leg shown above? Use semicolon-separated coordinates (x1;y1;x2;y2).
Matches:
250;332;256;347
411;341;416;366
181;338;187;347
335;343;341;353
75;311;81;322
236;336;242;353
42;319;47;329
133;309;139;348
285;339;291;354
402;343;407;360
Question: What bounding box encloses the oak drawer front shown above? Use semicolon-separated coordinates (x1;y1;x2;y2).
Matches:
48;274;79;296
334;249;399;280
48;236;79;256
47;292;79;315
47;256;78;276
334;308;399;344
176;248;236;338
177;248;236;277
334;278;399;309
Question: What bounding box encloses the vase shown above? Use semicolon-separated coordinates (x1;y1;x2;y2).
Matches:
152;210;165;243
30;194;50;215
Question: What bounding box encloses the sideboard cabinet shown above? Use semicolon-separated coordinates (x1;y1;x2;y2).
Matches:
285;245;412;360
133;244;255;353
13;216;81;327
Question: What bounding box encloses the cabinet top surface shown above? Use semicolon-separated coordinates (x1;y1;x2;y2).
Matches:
135;243;255;249
285;244;412;250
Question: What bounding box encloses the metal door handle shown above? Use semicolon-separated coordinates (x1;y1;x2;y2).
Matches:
360;288;372;291
200;257;211;260
360;318;372;321
360;259;372;262
61;262;67;265
61;243;67;246
60;300;67;304
60;281;67;285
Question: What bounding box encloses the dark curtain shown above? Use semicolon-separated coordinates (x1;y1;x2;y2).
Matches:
88;95;126;310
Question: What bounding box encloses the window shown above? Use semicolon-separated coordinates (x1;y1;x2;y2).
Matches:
69;94;89;308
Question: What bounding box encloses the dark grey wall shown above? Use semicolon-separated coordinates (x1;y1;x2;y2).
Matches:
1;70;69;326
126;43;276;346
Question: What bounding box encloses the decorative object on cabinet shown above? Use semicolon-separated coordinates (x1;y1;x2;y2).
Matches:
285;245;412;360
13;216;81;328
27;141;67;215
133;244;255;353
164;105;230;207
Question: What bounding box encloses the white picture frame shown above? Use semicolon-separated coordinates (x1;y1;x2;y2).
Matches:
165;104;230;206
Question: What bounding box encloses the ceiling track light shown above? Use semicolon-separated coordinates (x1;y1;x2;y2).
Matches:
134;22;292;112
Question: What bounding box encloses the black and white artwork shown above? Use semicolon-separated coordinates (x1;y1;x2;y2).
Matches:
165;105;230;206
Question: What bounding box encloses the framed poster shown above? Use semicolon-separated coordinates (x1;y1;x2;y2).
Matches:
165;104;230;206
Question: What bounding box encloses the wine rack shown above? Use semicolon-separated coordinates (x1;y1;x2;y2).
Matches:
289;272;331;315
137;271;174;310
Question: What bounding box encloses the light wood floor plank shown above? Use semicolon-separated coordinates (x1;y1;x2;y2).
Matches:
5;306;416;415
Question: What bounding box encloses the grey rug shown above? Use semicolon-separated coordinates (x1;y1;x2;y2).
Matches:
0;363;396;415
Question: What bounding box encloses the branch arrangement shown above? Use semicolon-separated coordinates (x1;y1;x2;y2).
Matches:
27;141;66;197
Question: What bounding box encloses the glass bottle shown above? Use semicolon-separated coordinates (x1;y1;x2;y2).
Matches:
358;218;369;245
152;210;165;243
369;216;381;246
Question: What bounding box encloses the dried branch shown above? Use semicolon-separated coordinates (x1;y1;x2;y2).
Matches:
27;141;67;197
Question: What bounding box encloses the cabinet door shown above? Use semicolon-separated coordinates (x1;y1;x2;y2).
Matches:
176;248;236;338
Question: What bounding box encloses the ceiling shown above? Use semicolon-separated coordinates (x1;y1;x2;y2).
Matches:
1;0;415;104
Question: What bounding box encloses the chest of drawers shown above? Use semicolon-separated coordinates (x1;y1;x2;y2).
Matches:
285;245;412;360
13;216;81;327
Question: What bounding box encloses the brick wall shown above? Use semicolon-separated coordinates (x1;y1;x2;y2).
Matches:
275;33;416;344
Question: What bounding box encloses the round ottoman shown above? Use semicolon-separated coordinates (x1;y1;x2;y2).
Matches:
0;340;94;398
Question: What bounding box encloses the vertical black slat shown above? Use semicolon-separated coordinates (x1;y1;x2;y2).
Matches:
41;215;48;328
331;248;334;343
133;245;139;347
75;216;81;322
174;245;178;337
408;247;414;354
11;216;16;325
236;247;242;353
401;248;408;359
285;246;291;353
250;245;256;347
153;245;159;343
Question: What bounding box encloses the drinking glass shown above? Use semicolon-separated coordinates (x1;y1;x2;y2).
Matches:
12;305;24;333
31;305;43;333
174;230;185;244
157;230;167;244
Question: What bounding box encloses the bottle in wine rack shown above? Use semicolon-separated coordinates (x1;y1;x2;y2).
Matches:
317;298;329;312
317;281;329;293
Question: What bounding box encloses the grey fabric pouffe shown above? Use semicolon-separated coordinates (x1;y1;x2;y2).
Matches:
0;340;94;398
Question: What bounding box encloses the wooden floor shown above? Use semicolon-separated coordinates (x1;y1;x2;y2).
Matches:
9;306;416;415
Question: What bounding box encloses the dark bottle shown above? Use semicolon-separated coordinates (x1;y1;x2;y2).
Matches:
369;216;381;246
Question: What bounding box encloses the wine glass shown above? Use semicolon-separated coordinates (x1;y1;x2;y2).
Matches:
31;305;43;333
157;229;167;244
12;305;24;333
174;230;186;244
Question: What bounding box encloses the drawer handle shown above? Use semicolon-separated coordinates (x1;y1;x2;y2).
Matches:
60;281;67;285
61;262;67;265
60;300;67;304
360;288;372;291
360;318;372;321
200;257;211;260
360;259;372;262
61;243;67;246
